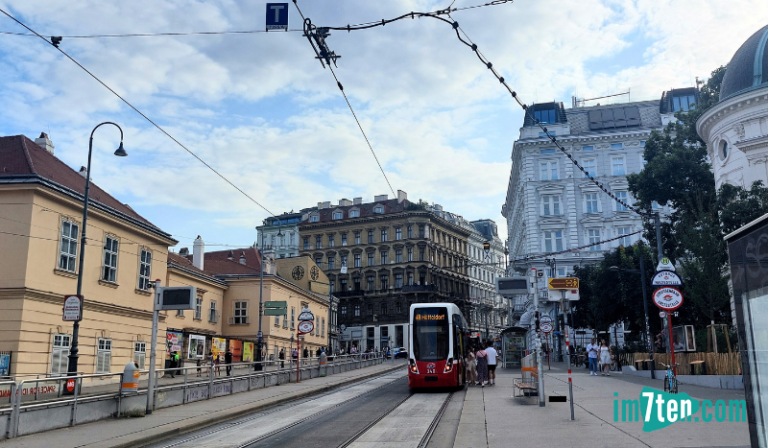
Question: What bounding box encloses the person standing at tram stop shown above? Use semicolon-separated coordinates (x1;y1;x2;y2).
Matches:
225;348;233;377
279;348;286;369
586;338;599;376
170;351;180;378
465;348;477;386
599;339;612;376
475;345;489;387
485;341;498;386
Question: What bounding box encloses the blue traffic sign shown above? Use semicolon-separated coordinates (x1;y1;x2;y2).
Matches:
553;331;561;335
266;3;289;31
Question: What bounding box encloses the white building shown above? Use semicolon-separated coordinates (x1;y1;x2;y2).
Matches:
256;209;315;259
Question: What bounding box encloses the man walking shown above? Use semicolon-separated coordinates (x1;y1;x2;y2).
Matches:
279;348;285;369
587;338;599;376
224;348;233;377
485;341;498;385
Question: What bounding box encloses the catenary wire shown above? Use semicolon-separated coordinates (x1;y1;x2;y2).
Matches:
0;7;276;217
0;29;304;38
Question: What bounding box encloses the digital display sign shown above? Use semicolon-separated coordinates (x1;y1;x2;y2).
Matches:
496;277;529;295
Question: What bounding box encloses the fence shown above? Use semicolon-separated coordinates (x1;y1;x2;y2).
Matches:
625;352;741;375
1;353;385;439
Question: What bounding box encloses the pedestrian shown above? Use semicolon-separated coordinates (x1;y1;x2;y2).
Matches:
315;347;322;358
279;348;285;369
599;339;612;376
475;346;489;386
215;354;221;377
292;348;298;361
586;338;599;376
196;357;202;377
170;351;180;378
303;347;309;359
208;351;215;377
465;349;477;386
485;341;498;386
225;348;233;377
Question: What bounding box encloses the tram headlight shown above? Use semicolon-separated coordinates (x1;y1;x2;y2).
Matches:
444;358;453;373
409;359;419;374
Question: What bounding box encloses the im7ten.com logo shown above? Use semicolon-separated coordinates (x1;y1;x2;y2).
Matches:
614;387;746;432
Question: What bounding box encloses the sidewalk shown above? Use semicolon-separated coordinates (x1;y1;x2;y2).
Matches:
3;360;406;448
453;362;751;448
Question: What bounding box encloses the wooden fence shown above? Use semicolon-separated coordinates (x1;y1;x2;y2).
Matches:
623;352;741;375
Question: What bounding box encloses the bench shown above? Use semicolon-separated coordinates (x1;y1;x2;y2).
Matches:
689;360;707;375
514;368;539;397
634;359;649;370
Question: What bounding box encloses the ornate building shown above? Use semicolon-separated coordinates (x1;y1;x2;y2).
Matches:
297;191;472;352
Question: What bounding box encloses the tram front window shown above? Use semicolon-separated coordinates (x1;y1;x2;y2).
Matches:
413;308;449;362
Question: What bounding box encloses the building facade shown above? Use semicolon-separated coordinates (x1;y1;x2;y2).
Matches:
468;219;508;339
298;191;472;352
256;209;316;259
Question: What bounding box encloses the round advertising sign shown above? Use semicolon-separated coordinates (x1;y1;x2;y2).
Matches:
297;320;314;334
653;287;684;311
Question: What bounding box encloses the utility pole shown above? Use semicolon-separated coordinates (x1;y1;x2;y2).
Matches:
638;243;656;378
531;268;545;407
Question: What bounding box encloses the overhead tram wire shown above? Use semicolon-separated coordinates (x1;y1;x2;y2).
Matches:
0;7;276;217
0;29;304;38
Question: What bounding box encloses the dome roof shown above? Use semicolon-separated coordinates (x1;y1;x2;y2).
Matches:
720;24;768;102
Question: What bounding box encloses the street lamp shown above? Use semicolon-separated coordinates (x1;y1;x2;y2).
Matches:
609;244;656;379
67;122;126;375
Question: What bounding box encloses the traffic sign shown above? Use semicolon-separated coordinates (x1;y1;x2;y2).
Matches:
265;301;287;308
265;3;289;31
653;287;684;311
539;316;553;333
298;320;314;334
264;308;287;316
651;270;683;287
659;311;667;318
548;278;579;289
62;295;83;322
298;308;315;321
656;257;675;272
66;378;76;393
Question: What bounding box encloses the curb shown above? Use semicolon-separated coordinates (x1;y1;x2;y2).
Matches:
108;363;405;448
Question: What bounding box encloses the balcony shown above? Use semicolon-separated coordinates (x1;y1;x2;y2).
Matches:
401;284;437;293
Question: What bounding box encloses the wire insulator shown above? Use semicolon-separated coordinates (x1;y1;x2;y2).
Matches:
337;81;343;91
499;77;504;83
471;44;477;51
487;62;492;69
452;21;459;29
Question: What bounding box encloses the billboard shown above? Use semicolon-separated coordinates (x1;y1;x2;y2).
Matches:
243;342;254;362
166;331;183;359
212;337;227;360
230;340;243;362
188;335;206;359
672;325;696;352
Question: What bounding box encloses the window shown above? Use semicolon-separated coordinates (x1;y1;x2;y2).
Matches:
534;108;555;124
381;303;388;315
374;206;384;214
610;143;624;150
396;302;402;314
640;140;646;147
176;309;184;317
234;301;248;324
583;158;596;177
368;304;373;315
396;228;402;240
350;209;360;218
419;248;425;261
51;334;71;375
194;297;203;320
354;254;361;267
381;251;388;265
543;231;563;252
395;273;403;288
641;154;648;167
321;318;325;337
210;301;217;323
542;195;561;216
612;157;625;176
342;234;348;246
540;148;556;154
588;229;602;251
354;304;361;316
329;235;335;247
381;229;388;242
310;215;319;222
134;341;146;369
138;249;152;291
617;227;632;246
329;280;335;293
291;307;295;329
102;236;119;282
672;94;695;112
418;225;425;238
58;220;79;272
354;277;361;290
316;236;322;249
367;275;375;291
381;275;389;290
407;247;413;262
396;249;403;263
368;253;375;266
341;305;347;316
539;161;558;180
341;255;347;268
340;278;348;292
333;211;343;220
407;225;413;238
322;256;329;268
407;272;414;286
615;191;629;211
368;230;374;243
303;237;309;249
96;338;112;373
585;193;599;213
355;231;361;244
582;145;594;152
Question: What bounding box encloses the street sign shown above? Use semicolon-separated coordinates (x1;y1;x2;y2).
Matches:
659;311;667;318
265;3;289;31
265;301;287;308
540;316;553;333
298;320;314;334
298;308;315;321
66;378;76;393
653;287;684;311
548;278;579;289
257;331;263;339
264;308;287;316
656;257;675;272
496;276;529;295
651;270;683;287
62;295;83;321
547;289;580;301
340;324;346;331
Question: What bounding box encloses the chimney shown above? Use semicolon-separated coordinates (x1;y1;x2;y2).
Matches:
353;197;363;205
227;250;234;260
179;247;189;257
374;194;388;202
35;132;55;155
78;166;89;179
239;251;247;265
322;201;331;209
192;236;205;270
397;190;407;203
339;198;352;206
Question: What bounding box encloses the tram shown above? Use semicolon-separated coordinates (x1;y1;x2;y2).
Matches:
407;303;469;388
500;326;529;369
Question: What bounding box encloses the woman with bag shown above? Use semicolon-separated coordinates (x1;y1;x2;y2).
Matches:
475;345;489;387
465;348;477;386
599;339;612;376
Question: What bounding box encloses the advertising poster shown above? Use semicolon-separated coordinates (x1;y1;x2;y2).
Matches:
166;331;183;359
672;326;687;352
230;340;243;362
212;337;227;360
0;353;10;376
243;342;254;362
188;335;206;359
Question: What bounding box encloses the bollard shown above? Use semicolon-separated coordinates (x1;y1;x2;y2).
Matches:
319;351;327;377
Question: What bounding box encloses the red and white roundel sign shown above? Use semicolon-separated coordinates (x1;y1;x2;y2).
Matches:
66;379;76;393
653;287;684;311
297;321;314;334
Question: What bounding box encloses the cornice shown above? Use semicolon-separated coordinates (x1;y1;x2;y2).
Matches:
697;90;768;138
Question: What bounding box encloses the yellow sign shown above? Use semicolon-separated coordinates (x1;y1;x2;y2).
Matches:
548;278;579;289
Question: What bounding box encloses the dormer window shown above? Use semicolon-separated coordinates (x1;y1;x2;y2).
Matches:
374;206;384;214
349;209;360;218
534;108;556;124
310;215;319;223
333;211;343;220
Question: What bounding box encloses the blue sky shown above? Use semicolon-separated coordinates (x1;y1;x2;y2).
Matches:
1;0;767;251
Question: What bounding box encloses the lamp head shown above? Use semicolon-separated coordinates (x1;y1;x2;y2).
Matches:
114;141;127;157
608;266;619;272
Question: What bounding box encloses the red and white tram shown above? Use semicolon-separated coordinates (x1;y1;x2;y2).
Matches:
408;303;469;389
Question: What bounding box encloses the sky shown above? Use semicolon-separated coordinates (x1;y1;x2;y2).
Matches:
1;0;767;251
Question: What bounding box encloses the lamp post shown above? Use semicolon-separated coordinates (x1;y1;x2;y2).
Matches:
67;122;126;376
609;243;655;379
256;232;269;371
